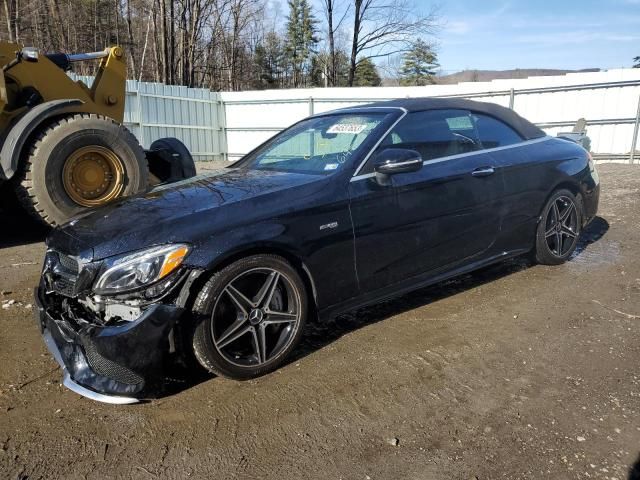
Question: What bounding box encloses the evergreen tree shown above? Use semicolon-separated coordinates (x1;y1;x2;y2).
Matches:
332;50;351;86
310;50;350;87
399;39;440;86
353;58;381;87
285;0;319;87
309;54;327;87
634;56;640;68
254;32;286;89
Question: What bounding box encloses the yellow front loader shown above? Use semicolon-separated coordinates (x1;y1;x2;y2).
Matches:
0;42;195;226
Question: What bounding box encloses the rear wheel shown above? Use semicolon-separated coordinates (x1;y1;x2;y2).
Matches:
535;189;582;265
13;114;148;226
191;255;307;380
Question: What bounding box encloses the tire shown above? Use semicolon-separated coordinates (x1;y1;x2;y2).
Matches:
12;114;148;226
149;137;196;183
535;189;582;265
191;254;308;380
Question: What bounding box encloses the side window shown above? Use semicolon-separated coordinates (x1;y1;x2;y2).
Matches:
369;109;481;172
472;113;523;149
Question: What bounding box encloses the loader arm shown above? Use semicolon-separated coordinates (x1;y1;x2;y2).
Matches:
0;42;127;134
0;41;195;227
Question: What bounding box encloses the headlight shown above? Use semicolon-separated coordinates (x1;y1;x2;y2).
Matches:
93;244;190;295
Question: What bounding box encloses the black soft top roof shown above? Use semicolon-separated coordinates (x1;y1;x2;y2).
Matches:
354;97;546;141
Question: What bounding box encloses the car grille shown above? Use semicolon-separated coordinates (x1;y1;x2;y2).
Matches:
52;276;76;297
83;341;144;386
57;252;79;274
45;250;80;297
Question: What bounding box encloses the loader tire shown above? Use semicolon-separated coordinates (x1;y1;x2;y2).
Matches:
148;137;196;184
13;114;148;226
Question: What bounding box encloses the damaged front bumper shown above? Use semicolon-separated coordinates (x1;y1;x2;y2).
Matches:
35;286;185;404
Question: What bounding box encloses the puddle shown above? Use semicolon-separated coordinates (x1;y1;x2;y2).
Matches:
569;217;617;268
570;238;620;268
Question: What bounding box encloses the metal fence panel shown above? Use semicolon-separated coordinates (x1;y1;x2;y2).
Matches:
73;69;640;165
221;69;640;164
71;75;225;161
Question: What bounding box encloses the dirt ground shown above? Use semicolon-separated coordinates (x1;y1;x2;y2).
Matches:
0;164;639;480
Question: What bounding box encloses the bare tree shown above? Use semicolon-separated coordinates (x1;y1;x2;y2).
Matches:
0;0;440;91
124;0;138;77
347;0;438;86
319;0;349;86
378;53;402;85
2;0;18;42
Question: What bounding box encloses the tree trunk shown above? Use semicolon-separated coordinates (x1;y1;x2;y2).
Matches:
3;0;13;42
93;0;98;51
139;10;152;81
169;0;175;84
48;0;67;49
347;0;362;87
159;0;168;83
33;0;40;47
113;0;119;45
125;0;137;78
187;0;200;87
178;2;186;84
152;6;161;82
326;0;335;86
40;0;55;51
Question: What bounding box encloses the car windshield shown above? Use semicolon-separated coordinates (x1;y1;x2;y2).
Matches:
240;113;390;175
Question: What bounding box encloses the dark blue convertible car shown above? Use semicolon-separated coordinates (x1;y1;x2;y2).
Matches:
36;98;600;403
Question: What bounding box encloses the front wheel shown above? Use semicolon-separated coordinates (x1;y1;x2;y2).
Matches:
535;189;582;265
13;114;148;226
191;255;308;380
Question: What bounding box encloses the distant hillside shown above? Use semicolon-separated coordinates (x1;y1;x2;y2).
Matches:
381;68;601;86
434;68;601;84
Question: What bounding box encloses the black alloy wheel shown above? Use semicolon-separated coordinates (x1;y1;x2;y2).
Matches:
192;255;307;379
535;189;582;265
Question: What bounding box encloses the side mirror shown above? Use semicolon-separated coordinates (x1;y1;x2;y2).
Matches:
373;148;423;185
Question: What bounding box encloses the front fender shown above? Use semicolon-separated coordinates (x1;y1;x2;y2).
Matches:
190;224;318;301
186;221;305;271
0;98;83;180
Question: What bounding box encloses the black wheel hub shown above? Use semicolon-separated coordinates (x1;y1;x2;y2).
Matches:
544;195;579;257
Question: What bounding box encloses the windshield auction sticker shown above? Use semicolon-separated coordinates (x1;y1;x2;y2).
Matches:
327;123;368;134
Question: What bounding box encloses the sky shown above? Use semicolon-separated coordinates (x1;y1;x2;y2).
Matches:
434;0;640;72
272;0;640;73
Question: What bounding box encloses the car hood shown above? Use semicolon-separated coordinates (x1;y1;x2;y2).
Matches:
48;168;323;261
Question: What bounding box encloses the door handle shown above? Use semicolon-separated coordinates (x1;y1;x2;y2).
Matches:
471;166;495;177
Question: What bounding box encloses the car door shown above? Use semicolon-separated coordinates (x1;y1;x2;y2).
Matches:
471;112;548;250
348;109;505;293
